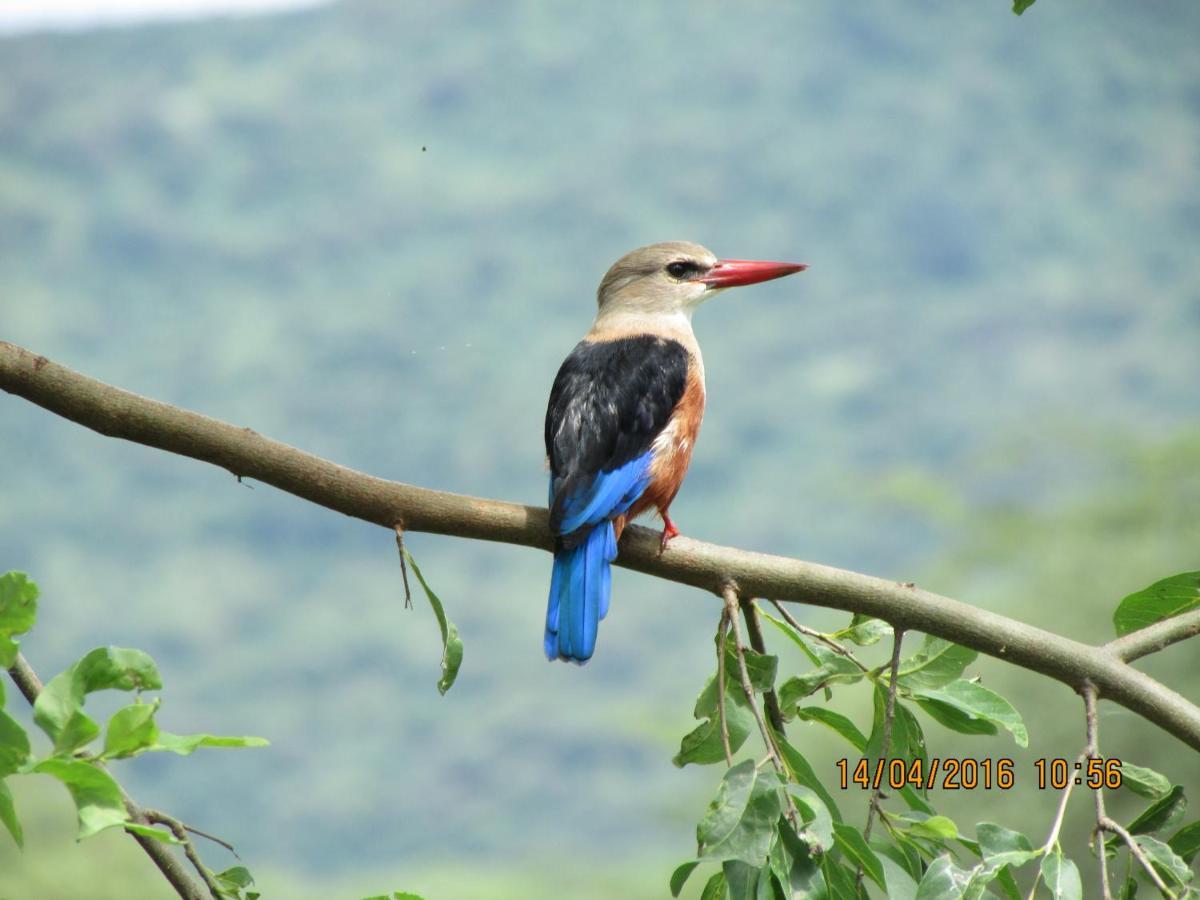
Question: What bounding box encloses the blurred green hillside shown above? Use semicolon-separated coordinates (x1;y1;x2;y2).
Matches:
1;0;1198;896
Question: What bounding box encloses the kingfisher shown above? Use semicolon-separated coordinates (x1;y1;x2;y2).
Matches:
543;241;806;663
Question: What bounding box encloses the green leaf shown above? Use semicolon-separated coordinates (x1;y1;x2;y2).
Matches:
1133;835;1193;887
1112;571;1200;637
909;680;1028;748
0;572;38;668
913;696;999;737
1127;785;1187;837
675;673;754;767
699;761;758;848
123;822;183;844
741;649;778;694
34;758;127;839
1120;763;1171;801
899;784;936;816
1040;850;1082;900
102;701;160;759
896;636;977;691
718;638;779;694
774;818;826;898
959;863;1003;900
33;646;162;754
774;731;843;824
699;870;727;900
878;853;919;900
216;866;255;888
915;854;971;899
778;643;863;700
833;822;886;890
791;787;834;852
992;865;1023;900
906;815;959;843
0;708;32;778
104;704;269;759
834;614;892;647
877;839;924;885
753;864;774;900
151;732;270;755
1012;0;1037;15
401;547;463;695
866;688;927;771
0;780;23;848
1168;820;1200;864
670;861;701;897
793;706;868;751
822;857;859;899
721;859;759;900
697;761;783;866
975;822;1037;869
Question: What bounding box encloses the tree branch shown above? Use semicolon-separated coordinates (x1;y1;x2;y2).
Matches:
1083;681;1114;900
1106;608;1200;663
722;586;797;825
715;607;734;768
858;629;905;892
740;599;785;732
4;339;1200;751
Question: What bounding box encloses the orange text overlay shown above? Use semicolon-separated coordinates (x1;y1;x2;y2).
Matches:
835;757;1126;791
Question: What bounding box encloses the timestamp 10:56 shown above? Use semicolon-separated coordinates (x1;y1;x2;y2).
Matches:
1036;757;1122;790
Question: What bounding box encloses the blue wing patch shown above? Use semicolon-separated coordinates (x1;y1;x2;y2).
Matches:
554;452;654;536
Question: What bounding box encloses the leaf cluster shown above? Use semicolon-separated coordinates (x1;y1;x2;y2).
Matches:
666;570;1200;899
1;571;267;899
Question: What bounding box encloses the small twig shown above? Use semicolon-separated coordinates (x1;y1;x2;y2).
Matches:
145;810;226;899
769;599;872;675
857;628;906;891
723;586;797;823
7;653;208;900
1084;680;1175;897
146;811;241;859
716;607;734;767
1083;681;1114;900
394;524;412;608
1025;752;1086;900
1105;608;1200;663
741;598;785;732
1099;816;1174;898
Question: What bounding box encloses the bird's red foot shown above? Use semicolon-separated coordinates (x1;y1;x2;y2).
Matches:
659;513;681;555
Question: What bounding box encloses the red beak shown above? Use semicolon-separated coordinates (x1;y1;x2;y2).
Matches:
701;258;808;289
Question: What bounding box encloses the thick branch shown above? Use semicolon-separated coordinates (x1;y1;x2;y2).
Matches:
4;340;1200;751
7;654;208;900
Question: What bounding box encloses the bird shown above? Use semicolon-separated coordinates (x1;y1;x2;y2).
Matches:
543;241;806;663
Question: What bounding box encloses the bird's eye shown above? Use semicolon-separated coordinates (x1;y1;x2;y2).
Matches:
666;261;697;280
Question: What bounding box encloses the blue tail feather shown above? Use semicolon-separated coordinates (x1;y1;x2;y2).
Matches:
544;521;619;663
546;450;652;662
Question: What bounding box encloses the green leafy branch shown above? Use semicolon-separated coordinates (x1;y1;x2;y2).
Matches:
3;343;1199;898
2;572;267;900
668;571;1200;899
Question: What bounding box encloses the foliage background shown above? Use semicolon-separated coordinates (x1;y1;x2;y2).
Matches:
1;0;1198;896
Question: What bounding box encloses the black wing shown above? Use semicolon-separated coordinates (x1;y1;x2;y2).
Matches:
544;335;690;540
